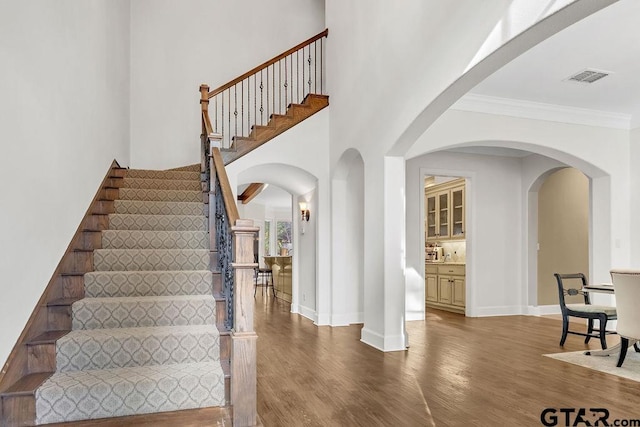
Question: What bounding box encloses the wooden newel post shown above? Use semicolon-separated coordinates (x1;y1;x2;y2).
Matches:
231;219;259;426
200;84;210;113
200;84;211;189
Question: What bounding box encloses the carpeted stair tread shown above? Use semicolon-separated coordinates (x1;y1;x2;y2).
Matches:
93;248;209;271
122;177;201;191
84;271;213;298
125;169;200;180
56;325;220;372
114;200;204;216
72;295;216;330
35;361;225;424
119;188;202;203
102;230;208;249
108;214;207;232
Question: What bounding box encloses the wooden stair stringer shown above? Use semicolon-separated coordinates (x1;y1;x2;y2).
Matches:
222;93;328;164
0;162;125;427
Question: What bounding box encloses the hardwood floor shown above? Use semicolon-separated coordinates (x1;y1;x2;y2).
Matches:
255;296;639;427
47;295;640;426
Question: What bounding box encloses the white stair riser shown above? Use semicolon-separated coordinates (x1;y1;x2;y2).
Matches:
119;188;202;203
93;249;209;271
108;214;207;232
57;326;220;371
114;200;205;216
35;362;225;424
72;296;216;330
102;230;208;249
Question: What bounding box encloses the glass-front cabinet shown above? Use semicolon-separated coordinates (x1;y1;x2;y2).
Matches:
426;194;437;240
425;178;465;241
451;186;465;238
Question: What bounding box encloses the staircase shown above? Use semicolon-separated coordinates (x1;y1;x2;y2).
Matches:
221;93;329;164
0;165;231;425
1;29;330;426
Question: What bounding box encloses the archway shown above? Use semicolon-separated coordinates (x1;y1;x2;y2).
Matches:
405;138;611;319
236;163;319;320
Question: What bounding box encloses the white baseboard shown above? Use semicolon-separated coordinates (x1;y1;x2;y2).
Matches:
527;305;561;316
315;311;330;325
360;328;407;352
298;305;317;323
406;311;425;321
472;305;526;317
331;312;364;326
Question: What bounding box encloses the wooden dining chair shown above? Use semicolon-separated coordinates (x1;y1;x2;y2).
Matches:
554;273;617;350
609;269;640;367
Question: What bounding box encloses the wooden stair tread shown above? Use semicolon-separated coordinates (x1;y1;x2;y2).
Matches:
223;92;328;164
40;405;233;426
61;272;85;277
47;297;82;307
1;372;52;396
27;330;69;345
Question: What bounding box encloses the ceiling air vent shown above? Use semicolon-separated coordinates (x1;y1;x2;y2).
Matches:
565;69;611;84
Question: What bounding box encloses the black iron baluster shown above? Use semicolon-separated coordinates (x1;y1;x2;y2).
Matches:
241;80;244;137
308;45;312;95
284;57;288;112
279;60;282;115
234;85;238;145
214;179;234;330
253;74;256;130
297;50;300;102
260;70;264;126
314;41;317;93
221;93;225;147
214;95;218;133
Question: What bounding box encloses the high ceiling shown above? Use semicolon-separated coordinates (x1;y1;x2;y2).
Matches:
468;0;640;129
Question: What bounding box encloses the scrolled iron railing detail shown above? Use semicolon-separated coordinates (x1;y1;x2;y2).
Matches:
214;177;235;330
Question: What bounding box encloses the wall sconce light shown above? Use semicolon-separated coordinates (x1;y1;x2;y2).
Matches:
299;201;310;222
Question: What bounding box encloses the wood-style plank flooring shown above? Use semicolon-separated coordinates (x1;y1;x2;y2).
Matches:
51;294;640;426
255;295;639;426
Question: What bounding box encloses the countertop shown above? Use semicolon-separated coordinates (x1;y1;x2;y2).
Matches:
425;261;466;265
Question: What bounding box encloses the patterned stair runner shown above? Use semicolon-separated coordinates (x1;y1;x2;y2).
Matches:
34;168;225;425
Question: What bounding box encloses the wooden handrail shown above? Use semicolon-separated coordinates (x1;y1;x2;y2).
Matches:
208;29;328;98
211;146;239;225
202;110;213;136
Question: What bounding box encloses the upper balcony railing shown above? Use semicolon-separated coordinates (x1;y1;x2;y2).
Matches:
200;29;328;149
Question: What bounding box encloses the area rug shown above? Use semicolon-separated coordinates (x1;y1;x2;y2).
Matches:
544;350;640;382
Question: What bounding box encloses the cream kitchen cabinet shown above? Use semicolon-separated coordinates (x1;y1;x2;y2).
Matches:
425;178;465;241
425;264;439;302
425;263;465;314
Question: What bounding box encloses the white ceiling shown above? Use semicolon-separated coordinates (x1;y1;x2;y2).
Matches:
468;0;640;129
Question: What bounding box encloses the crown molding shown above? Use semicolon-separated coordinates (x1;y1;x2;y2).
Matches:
451;93;632;130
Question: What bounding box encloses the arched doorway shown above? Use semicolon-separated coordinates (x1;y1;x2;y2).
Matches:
234;163;319;320
536;167;590;306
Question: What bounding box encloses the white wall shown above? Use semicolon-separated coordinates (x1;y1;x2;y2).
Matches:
298;190;317;314
0;1;130;367
129;0;326;170
630;127;640;263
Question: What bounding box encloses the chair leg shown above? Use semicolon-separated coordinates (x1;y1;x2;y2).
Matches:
617;337;630;367
560;316;569;346
634;342;640;353
270;272;276;297
598;316;608;350
585;319;594;344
